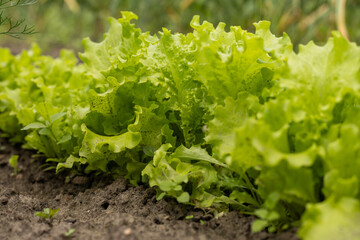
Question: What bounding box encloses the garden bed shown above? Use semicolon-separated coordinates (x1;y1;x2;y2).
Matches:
0;139;298;240
2;11;360;240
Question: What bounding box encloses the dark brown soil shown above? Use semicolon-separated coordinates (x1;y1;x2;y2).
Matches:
0;139;299;240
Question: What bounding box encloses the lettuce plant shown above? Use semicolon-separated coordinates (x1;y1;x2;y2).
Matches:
1;12;360;239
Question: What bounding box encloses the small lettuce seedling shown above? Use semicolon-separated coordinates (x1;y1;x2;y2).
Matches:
9;155;20;175
35;208;59;219
65;228;75;237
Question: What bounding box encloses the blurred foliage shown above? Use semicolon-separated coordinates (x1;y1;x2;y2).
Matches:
0;0;359;54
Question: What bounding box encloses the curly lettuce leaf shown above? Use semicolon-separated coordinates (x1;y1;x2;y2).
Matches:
299;198;360;240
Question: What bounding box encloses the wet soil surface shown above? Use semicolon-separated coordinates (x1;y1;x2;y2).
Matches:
0;139;299;240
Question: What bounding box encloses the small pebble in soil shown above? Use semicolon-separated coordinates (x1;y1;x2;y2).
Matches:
64;217;77;223
54;194;61;201
123;228;132;235
15;174;23;180
0;196;8;205
123;216;135;225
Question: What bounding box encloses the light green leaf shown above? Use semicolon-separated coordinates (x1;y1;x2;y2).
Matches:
177;192;190;203
21;122;47;130
251;219;269;233
9;155;19;174
57;134;71;144
171;145;228;168
56;155;87;173
299;198;360;240
80;124;142;154
50;112;66;123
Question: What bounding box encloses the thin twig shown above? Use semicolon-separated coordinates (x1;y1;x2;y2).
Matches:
0;0;37;9
0;10;36;38
0;0;37;38
336;0;349;40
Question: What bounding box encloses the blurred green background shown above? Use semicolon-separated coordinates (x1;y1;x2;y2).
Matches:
1;0;359;55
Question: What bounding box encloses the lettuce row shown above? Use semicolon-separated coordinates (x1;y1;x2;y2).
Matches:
1;12;360;239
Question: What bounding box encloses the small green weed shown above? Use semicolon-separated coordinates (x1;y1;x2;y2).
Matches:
65;228;75;237
9;155;20;175
35;208;59;219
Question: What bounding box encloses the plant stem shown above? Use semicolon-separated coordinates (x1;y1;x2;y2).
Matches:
336;0;349;40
